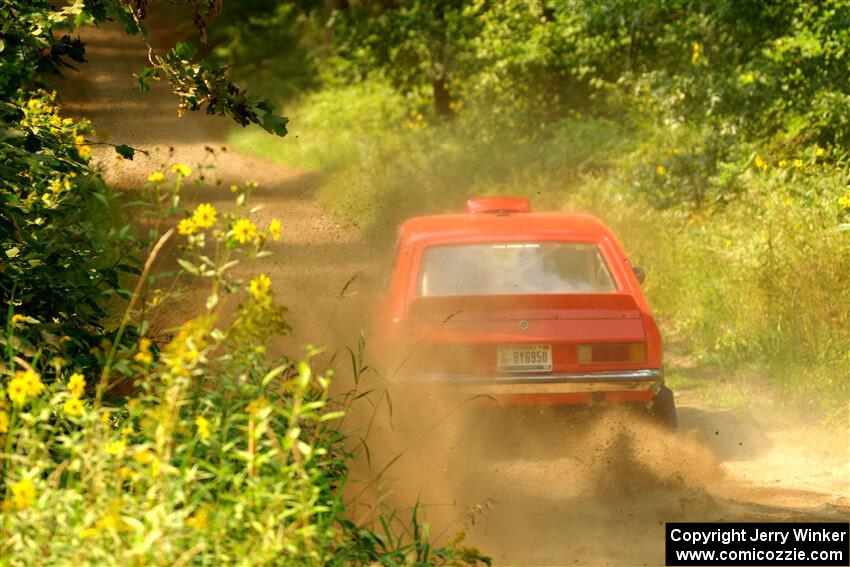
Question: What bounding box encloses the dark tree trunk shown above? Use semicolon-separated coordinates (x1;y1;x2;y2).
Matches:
432;78;454;118
323;0;349;46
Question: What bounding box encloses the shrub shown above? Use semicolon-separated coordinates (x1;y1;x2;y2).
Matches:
1;171;490;565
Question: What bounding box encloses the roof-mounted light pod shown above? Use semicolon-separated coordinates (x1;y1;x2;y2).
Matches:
465;196;531;215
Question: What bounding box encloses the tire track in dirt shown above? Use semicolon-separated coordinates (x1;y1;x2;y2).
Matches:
58;22;849;566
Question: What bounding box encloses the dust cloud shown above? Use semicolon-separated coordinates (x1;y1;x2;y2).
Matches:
343;379;846;565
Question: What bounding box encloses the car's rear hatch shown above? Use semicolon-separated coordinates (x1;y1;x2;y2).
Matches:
398;293;648;377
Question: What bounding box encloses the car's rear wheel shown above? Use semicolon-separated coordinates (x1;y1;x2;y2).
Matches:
649;385;677;429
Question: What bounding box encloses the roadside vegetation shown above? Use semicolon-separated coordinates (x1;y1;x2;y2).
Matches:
0;1;487;564
223;1;850;418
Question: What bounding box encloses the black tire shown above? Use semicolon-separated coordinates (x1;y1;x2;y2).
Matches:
649;385;677;429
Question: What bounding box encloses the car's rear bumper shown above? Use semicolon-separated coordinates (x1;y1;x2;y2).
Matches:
397;369;663;406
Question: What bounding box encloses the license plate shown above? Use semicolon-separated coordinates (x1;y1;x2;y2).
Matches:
497;344;552;373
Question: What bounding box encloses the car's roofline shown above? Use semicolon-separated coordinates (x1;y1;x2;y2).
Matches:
398;212;616;244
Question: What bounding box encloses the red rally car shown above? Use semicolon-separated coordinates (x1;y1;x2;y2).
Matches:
373;196;676;428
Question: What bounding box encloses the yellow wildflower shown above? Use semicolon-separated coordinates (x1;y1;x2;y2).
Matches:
17;370;44;397
95;512;124;531
63;397;84;417
0;410;8;433
232;218;257;244
106;440;127;458
778;159;788;168
132;448;154;464
754;154;767;171
248;274;272;300
655;165;666;176
150;457;161;478
68;372;86;398
11;478;36;510
178;218;197;236
118;466;133;479
79;527;99;539
7;377;27;406
171;163;192;177
691;41;701;65
182;348;200;364
186;508;208;530
100;409;111;425
148;171;166;183
122;426;134;437
268;219;282;241
134;338;153;364
195;415;210;441
794;159;803;169
133;350;152;364
164;355;189;376
816;147;824;157
192;203;217;228
246;397;269;415
229;184;239;193
839;192;850;209
78;145;92;159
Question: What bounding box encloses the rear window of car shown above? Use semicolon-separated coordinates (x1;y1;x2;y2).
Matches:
418;242;618;296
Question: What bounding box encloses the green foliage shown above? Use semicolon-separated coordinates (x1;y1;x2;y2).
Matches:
1;91;142;377
206;0;324;99
0;0;291;380
1;171;490;565
139;41;289;137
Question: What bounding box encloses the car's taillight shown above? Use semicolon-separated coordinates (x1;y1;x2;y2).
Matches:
576;343;646;364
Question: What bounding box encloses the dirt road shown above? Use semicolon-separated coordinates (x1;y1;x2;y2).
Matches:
59;22;377;346
59;21;848;566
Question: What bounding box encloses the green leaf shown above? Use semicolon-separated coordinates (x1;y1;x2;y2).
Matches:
177;258;200;275
318;411;346;422
261;110;289;137
262;364;290;386
115;144;135;160
93;192;109;206
174;41;198;60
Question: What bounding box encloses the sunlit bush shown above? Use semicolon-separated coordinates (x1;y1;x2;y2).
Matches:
1;170;490;565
